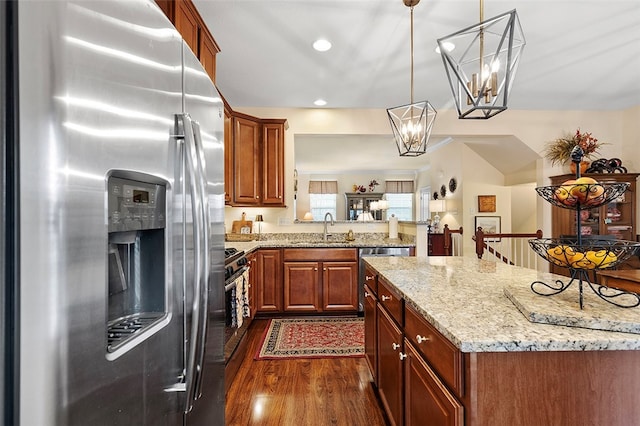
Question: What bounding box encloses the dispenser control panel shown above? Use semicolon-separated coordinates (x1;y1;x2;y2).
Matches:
108;176;166;232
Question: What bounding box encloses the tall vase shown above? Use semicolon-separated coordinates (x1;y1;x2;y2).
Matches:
570;161;590;175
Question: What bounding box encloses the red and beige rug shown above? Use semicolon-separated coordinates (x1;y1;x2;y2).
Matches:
255;317;364;360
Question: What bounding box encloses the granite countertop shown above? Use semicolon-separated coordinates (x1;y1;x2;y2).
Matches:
364;256;640;353
225;238;414;253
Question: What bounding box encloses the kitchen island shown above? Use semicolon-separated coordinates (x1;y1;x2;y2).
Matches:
363;256;640;426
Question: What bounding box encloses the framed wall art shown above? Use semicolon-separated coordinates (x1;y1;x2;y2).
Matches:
474;216;501;241
477;195;496;213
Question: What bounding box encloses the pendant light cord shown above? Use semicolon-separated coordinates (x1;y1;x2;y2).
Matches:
410;5;414;104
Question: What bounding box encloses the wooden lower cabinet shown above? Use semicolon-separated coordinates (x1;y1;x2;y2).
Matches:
282;248;358;314
377;306;404;426
404;341;463;426
255;249;282;313
283;261;319;312
363;283;378;382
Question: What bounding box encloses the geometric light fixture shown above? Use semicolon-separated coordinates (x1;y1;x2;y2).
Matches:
387;0;437;156
437;1;526;119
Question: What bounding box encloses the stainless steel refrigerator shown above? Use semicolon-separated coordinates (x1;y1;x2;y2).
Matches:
1;1;225;424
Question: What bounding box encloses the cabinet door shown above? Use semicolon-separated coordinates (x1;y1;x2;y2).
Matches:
198;29;219;83
247;252;257;318
364;284;378;383
283;262;320;312
233;116;261;205
224;108;232;204
322;261;358;312
404;342;463;426
262;122;285;206
256;249;282;312
377;306;404;426
174;0;199;55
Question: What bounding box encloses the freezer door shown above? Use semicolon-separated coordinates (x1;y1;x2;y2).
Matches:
181;42;226;425
18;1;185;425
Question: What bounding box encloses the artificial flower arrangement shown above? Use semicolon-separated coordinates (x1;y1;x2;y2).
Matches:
353;180;380;193
544;128;604;166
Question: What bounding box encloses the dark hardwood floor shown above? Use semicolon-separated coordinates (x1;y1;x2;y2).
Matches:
225;318;388;426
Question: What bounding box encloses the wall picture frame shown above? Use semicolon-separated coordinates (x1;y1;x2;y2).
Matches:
474;216;501;241
478;195;496;213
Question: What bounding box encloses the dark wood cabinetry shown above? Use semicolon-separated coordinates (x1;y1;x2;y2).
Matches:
550;173;640;274
254;249;282;313
225;111;287;207
364;281;378;383
428;233;446;256
155;0;220;83
367;272;465;426
282;248;358;313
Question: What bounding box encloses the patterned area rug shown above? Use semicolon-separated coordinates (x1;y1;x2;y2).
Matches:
255;317;364;360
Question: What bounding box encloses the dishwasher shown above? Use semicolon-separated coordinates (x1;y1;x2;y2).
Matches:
358;247;411;313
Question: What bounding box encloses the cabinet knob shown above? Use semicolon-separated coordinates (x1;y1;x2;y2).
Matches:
392;342;400;351
381;295;392;301
364;291;370;298
255;196;259;199
416;335;429;344
399;353;407;361
365;276;374;281
314;267;318;271
323;267;326;271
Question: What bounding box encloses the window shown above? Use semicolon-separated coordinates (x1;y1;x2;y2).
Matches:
385;180;414;221
309;193;336;220
385;193;413;221
308;180;338;220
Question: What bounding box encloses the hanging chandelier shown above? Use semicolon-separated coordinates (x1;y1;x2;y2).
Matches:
437;0;525;119
387;0;437;157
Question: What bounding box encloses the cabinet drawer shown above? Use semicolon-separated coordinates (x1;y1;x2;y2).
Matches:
378;277;403;326
283;248;357;262
364;266;378;295
405;303;463;397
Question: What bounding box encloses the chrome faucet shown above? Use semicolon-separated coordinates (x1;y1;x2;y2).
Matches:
323;212;334;241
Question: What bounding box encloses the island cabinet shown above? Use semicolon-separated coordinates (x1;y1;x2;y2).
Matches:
363;266;379;383
282;248;358;313
226;111;287;207
371;275;464;426
254;249;283;313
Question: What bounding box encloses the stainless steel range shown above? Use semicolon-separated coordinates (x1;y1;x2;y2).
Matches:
224;248;251;363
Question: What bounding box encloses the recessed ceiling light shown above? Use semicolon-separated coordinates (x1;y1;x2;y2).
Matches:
435;41;455;54
313;39;332;52
313;99;327;106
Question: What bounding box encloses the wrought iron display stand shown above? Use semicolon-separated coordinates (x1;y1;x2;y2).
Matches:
529;146;640;309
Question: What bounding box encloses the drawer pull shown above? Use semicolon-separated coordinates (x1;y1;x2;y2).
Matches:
381;295;392;301
365;276;374;281
416;335;429;344
392;342;400;351
399;353;407;361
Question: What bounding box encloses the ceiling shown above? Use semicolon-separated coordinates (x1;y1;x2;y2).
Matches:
193;0;639;177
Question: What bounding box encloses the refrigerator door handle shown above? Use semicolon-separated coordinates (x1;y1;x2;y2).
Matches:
190;119;210;400
180;113;206;413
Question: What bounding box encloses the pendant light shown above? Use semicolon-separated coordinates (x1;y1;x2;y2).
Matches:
387;0;437;157
437;0;525;119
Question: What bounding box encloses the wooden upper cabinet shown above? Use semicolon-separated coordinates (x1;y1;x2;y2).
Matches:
199;30;219;83
224;107;233;204
174;0;199;54
233;116;261;205
262;120;286;206
156;0;220;83
227;113;287;207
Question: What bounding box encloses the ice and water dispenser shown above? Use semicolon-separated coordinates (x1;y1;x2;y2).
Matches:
107;175;167;353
